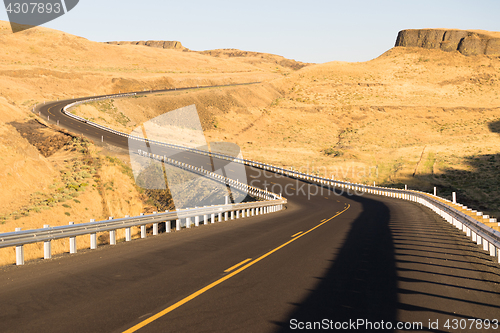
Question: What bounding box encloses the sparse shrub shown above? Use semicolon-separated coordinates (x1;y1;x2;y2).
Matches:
323;147;344;157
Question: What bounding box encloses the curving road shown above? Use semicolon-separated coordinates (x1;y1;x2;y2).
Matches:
1;88;500;332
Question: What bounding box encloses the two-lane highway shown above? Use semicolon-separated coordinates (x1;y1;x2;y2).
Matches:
2;90;500;332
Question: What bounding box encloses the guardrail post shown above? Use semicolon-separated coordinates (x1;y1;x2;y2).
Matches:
218;212;222;222
231;211;235;220
89;219;97;250
15;228;24;265
483;239;489;252
152;212;158;235
224;211;229;221
141;225;146;238
203;214;208;225
69;222;77;253
108;217;116;245
186;217;192;229
125;214;132;241
236;210;240;219
434;187;437;196
489;243;496;257
90;233;97;249
176;219;181;231
452;192;456;204
125;227;132;242
43;224;51;259
195;216;200;227
211;213;215;223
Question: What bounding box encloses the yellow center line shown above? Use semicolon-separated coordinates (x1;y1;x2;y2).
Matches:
123;204;350;333
291;231;303;238
224;258;252;273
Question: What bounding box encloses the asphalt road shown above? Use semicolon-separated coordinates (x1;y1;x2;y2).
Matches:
1;89;500;332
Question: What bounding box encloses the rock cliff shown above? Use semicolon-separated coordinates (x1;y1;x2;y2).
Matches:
106;40;187;51
395;29;500;56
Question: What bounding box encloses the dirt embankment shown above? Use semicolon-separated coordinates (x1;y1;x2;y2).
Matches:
9;119;73;157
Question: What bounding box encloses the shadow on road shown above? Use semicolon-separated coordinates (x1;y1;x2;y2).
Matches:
272;188;500;332
273;193;398;331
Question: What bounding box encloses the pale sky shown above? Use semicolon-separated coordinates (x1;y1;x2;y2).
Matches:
1;0;499;63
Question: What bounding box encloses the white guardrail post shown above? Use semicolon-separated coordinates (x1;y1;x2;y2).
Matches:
15;228;24;266
90;219;96;250
69;222;76;254
43;225;51;259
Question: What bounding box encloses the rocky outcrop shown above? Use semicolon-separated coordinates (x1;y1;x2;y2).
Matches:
395;29;500;56
106;40;187;51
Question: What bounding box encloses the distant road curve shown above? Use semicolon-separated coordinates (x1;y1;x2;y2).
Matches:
37;82;260;147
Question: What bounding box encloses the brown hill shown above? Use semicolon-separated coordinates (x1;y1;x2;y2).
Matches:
395;29;500;56
198;49;309;71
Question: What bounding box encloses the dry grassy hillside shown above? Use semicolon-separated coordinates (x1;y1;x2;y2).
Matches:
78;45;500;218
218;47;500;216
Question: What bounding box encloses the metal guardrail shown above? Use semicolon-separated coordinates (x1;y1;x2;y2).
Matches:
239;161;500;264
2;138;286;265
1;200;285;249
27;91;500;266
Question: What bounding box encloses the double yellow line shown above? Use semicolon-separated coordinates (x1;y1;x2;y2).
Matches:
123;204;350;332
